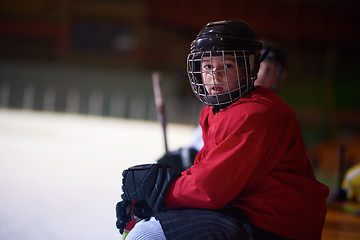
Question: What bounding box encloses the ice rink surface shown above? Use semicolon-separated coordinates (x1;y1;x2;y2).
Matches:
0;109;196;240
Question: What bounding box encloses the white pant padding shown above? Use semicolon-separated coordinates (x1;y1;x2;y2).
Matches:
126;217;167;240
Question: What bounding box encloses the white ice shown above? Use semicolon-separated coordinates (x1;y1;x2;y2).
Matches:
0;109;196;240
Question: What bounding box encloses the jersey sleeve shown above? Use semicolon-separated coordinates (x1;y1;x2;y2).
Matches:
164;113;280;209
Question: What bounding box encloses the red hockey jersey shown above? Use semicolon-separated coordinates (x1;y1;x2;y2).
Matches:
164;87;329;240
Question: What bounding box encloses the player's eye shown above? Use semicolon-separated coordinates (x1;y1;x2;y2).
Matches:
224;60;236;69
202;64;213;71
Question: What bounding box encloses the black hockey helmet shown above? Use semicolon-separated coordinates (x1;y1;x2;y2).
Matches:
260;40;287;67
187;20;262;109
190;20;262;54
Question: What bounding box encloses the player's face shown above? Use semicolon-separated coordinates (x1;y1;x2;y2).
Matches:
201;55;244;95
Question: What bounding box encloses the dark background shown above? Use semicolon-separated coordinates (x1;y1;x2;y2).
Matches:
1;0;359;188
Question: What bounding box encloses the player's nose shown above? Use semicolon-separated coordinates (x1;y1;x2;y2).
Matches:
212;70;223;83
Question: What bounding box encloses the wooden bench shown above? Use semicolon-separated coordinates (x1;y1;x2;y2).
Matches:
322;201;360;240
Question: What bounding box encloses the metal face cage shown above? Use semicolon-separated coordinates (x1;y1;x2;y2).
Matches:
187;50;256;108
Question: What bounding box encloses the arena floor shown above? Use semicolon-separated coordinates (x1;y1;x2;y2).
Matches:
0;109;195;240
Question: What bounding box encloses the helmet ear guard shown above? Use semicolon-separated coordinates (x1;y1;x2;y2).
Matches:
187;20;262;108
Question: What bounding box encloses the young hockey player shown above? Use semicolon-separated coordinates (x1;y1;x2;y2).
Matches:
255;40;287;92
116;19;329;240
157;40;287;173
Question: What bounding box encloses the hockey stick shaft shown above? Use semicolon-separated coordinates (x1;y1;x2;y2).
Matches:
152;72;168;153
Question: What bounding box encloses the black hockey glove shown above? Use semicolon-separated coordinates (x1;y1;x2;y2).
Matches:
115;200;153;234
115;200;132;234
122;163;180;213
132;200;153;219
157;147;198;172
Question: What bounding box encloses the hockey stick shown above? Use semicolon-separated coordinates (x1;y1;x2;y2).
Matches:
152;72;168;153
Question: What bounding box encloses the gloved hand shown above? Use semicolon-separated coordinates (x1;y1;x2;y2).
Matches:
132;201;153;219
157;147;198;172
122;163;180;213
115;200;133;234
116;200;153;235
